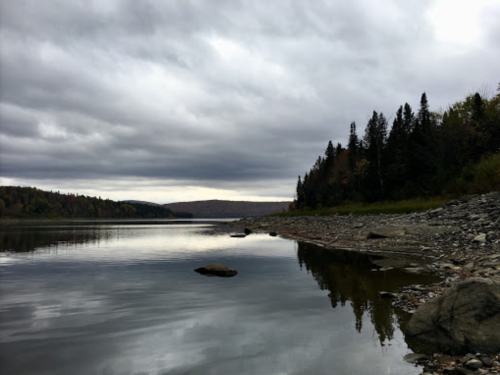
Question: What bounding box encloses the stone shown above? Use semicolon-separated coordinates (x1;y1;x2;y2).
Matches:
403;353;429;363
480;355;494;367
194;264;238;277
406;278;500;355
269;232;278;236
366;226;406;239
435;355;454;364
465;359;483;370
230;233;246;238
474;233;487;243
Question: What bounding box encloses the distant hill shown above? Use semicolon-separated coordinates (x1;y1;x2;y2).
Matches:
122;200;163;207
163;200;291;218
0;186;176;219
122;199;193;218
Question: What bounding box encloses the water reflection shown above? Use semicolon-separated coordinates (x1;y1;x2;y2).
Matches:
0;221;218;253
297;242;440;345
0;224;108;252
0;223;431;375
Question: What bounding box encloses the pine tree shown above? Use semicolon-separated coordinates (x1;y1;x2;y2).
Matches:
325;140;335;162
347;122;358;171
336;142;343;156
363;111;387;199
403;103;415;132
296;175;305;208
385;106;409;198
418;92;431;133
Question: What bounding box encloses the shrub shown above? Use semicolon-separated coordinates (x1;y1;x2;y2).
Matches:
472;152;500;193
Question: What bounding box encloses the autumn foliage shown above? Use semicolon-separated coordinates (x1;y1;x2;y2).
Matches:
296;87;500;209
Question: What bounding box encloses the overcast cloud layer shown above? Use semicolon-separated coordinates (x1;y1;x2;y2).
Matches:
1;0;499;203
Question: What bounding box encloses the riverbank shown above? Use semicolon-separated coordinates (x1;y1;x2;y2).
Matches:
230;192;500;374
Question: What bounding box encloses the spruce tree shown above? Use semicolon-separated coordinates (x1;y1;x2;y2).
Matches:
296;175;305;208
325;140;335;163
385;106;409;197
347;122;358;171
336;142;343;156
363;111;387;199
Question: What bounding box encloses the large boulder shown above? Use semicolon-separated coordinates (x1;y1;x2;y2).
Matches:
194;263;238;277
405;278;500;355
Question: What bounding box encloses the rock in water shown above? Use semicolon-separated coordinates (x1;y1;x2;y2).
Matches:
405;278;500;355
194;263;238;277
403;353;429;364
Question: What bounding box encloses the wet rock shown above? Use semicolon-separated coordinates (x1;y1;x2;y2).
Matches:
402;267;429;274
230;233;246;238
194;263;238;277
269;232;278;236
378;291;399;299
465;359;483;370
244;228;252;235
403;353;429;363
406;278;500;355
479;355;494;367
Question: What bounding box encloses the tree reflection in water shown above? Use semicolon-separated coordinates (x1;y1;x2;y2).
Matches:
297;241;440;346
0;224;111;252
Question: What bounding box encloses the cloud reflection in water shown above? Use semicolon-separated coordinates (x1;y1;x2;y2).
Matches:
0;222;429;375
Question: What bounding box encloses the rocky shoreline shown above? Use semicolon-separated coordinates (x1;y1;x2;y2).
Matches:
230;192;500;375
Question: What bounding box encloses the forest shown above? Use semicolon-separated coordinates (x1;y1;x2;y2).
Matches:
0;186;183;219
295;86;500;210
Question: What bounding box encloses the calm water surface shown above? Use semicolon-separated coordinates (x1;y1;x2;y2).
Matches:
0;221;435;375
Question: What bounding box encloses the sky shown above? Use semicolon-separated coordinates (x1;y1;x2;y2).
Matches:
0;0;499;204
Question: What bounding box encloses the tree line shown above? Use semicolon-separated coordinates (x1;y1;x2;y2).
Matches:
0;186;190;219
295;86;500;209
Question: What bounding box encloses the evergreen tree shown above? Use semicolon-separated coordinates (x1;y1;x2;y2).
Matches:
403;103;415;132
336;142;343;156
325;140;335;163
296;175;305;208
363;111;387;199
385;106;410;197
418;92;431;133
347;122;358;171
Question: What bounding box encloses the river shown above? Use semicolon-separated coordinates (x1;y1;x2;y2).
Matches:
0;220;436;375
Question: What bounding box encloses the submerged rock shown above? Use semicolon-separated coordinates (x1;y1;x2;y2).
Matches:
378;291;399;299
406;278;500;355
403;353;429;364
194;263;238;277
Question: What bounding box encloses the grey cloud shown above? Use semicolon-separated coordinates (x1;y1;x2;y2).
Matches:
1;0;499;200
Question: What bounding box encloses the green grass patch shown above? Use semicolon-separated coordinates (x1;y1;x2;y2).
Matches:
270;197;449;217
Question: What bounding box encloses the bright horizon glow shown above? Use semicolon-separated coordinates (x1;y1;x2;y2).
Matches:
0;177;293;204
